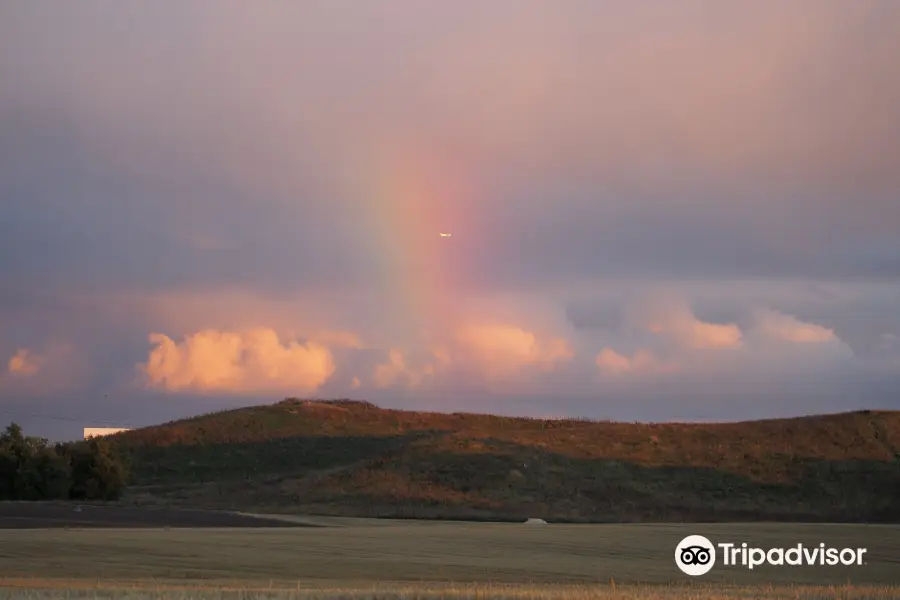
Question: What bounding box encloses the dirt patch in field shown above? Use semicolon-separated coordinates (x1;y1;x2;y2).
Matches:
0;502;311;529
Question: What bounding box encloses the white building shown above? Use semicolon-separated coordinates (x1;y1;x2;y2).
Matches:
83;427;131;439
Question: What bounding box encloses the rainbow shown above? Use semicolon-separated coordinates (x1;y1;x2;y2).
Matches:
359;142;474;344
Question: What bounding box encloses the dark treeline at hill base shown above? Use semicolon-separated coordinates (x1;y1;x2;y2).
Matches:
0;422;128;501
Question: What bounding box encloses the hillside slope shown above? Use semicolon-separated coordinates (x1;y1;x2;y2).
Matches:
111;399;900;522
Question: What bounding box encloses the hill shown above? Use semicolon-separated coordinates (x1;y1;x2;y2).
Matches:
109;399;900;522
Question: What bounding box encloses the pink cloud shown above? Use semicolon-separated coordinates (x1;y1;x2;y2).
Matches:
592;295;856;380
0;343;85;395
633;297;743;349
450;323;573;378
139;328;336;394
6;348;42;377
368;322;574;391
594;348;679;377
751;309;837;344
372;348;438;389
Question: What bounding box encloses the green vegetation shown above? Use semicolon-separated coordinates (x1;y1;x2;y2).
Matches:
110;400;900;522
0;422;128;501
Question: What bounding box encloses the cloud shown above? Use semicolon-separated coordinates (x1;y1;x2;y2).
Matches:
368;322;573;390
6;348;42;377
871;333;900;372
737;309;854;371
307;330;364;349
751;309;837;344
5;281;900;440
3;2;900;302
0;343;85;396
372;348;438;389
595;348;675;376
592;296;856;382
449;323;574;378
139;328;336;394
631;297;743;349
3;2;900;435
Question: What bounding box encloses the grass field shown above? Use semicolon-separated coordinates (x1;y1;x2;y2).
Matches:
1;519;897;598
111;401;900;523
0;582;898;600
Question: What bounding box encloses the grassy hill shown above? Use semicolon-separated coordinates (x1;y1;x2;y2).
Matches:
109;399;900;522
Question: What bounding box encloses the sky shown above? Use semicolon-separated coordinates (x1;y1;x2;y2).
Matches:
2;1;900;440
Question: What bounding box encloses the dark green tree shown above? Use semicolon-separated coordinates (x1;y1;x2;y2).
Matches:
27;447;72;499
0;422;128;501
0;423;28;499
63;437;128;501
0;445;16;499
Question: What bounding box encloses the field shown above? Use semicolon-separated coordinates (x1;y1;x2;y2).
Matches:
5;403;900;598
1;504;898;599
0;502;307;529
113;401;900;523
1;583;898;600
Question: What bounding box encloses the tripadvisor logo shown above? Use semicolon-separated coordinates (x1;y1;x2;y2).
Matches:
675;535;716;576
674;535;867;576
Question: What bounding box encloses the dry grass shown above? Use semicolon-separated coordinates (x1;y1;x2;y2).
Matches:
0;522;897;589
0;581;898;600
117;401;900;522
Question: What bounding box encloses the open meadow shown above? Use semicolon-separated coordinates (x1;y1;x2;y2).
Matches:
1;507;898;599
114;402;900;524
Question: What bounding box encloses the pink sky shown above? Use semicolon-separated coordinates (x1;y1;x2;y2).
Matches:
1;1;899;439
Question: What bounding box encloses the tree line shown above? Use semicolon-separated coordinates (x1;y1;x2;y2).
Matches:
0;422;128;501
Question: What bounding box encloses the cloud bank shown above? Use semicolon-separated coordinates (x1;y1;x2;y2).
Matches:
1;1;899;438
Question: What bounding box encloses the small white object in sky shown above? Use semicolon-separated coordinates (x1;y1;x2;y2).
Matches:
439;232;451;237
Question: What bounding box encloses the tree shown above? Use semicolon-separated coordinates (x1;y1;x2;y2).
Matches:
63;438;128;501
0;423;28;499
0;422;128;501
0;445;16;500
28;447;71;500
